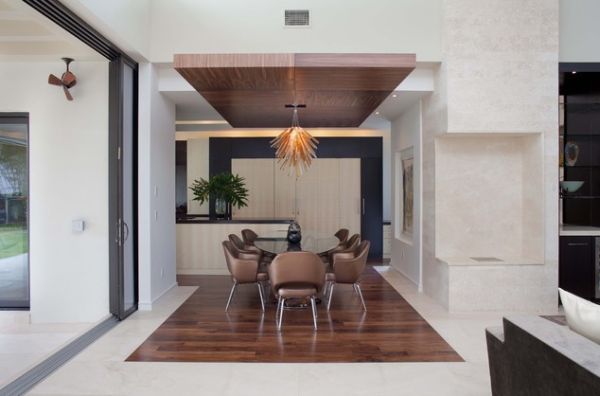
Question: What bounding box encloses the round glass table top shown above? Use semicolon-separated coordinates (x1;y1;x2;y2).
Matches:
254;231;339;255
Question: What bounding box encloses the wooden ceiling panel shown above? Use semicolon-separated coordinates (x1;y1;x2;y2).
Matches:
174;53;416;128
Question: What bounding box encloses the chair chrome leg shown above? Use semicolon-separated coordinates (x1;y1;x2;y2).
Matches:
327;283;334;311
275;296;282;323
278;298;286;330
225;283;237;312
353;283;358;293
310;296;318;330
355;283;367;312
325;281;333;298
257;283;265;312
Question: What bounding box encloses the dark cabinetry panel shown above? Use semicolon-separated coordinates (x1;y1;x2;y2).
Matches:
559;236;596;301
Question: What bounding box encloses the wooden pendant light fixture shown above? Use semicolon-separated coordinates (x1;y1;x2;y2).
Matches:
270;104;318;176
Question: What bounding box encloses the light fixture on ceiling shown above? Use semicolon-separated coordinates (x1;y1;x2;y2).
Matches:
572;71;577;74
375;111;380;115
271;104;318;176
392;94;397;98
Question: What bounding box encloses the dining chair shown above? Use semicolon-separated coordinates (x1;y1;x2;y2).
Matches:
324;233;361;268
222;241;268;312
326;240;370;312
269;251;325;330
228;233;263;257
242;228;275;259
334;228;350;243
241;228;259;246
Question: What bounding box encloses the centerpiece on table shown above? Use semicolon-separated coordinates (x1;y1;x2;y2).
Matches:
189;172;249;220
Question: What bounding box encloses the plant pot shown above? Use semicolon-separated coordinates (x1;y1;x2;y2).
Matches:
215;198;227;219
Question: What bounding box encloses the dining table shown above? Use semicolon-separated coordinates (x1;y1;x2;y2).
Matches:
254;231;339;256
254;230;340;307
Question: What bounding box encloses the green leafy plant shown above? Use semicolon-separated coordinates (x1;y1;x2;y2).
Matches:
189;172;249;209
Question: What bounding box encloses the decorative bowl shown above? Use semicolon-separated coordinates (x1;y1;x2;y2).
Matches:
560;181;584;193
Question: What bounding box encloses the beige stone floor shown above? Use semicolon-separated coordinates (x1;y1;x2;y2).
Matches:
0;311;93;388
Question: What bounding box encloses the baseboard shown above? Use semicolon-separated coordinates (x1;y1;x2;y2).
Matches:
177;269;229;275
138;281;178;311
0;315;118;396
389;260;419;287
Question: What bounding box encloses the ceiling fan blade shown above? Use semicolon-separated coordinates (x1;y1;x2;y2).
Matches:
48;74;62;86
63;86;73;101
62;71;76;88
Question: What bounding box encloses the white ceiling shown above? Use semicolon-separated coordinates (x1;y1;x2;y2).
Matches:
0;0;103;61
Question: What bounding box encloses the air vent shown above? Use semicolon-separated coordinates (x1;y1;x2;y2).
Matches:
285;10;310;27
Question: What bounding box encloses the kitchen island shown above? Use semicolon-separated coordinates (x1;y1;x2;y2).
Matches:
176;216;292;275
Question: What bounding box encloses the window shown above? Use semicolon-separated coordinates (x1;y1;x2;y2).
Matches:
0;114;29;309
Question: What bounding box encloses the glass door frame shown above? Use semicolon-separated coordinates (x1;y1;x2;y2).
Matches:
0;113;30;310
24;0;139;320
109;57;139;320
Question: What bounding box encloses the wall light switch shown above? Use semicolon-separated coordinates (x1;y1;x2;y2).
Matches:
72;219;85;233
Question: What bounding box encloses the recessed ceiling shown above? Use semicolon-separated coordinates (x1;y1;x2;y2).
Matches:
174;53;416;128
0;0;103;61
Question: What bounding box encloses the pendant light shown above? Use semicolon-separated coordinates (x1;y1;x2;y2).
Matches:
270;104;319;176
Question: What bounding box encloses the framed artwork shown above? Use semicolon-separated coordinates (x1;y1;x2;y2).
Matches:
401;148;414;235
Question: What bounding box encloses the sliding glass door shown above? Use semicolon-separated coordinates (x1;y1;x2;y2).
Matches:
0;114;29;309
109;58;138;320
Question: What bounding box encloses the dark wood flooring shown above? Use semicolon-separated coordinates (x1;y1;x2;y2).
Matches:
126;266;462;363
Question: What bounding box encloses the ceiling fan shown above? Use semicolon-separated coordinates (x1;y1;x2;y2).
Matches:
48;57;77;101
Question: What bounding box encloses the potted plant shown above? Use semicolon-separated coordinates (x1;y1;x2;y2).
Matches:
189;172;249;219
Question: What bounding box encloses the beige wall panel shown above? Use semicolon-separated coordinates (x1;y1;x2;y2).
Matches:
231;158;275;219
274;163;297;219
297;159;340;235
187;138;210;214
338;158;361;236
177;223;289;274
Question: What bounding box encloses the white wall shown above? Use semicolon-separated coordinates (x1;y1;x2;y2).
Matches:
62;0;151;61
138;63;177;310
0;61;109;323
390;101;422;287
149;0;441;63
559;0;600;62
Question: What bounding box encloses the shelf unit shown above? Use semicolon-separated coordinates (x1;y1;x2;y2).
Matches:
562;73;600;227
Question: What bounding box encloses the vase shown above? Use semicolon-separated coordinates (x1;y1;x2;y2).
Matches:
215;198;227;218
287;221;302;244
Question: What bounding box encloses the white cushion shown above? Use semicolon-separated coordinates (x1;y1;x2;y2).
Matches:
559;288;600;344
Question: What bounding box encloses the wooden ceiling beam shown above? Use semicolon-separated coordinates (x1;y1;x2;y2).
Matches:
174;53;416;128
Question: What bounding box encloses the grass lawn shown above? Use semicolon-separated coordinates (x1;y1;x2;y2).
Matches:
0;225;27;259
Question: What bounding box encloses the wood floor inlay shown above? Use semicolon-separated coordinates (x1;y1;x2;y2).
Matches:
126;266;462;363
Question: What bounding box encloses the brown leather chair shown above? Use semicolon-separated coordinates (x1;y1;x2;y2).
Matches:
325;233;361;267
242;228;275;259
241;228;259;246
326;240;370;312
269;251;325;330
228;234;263;256
222;241;268;312
334;228;350;243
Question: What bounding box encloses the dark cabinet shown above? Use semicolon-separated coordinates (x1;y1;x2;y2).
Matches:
559;236;596;301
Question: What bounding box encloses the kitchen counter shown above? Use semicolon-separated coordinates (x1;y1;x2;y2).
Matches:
176;214;293;224
560;224;600;237
176;220;292;275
